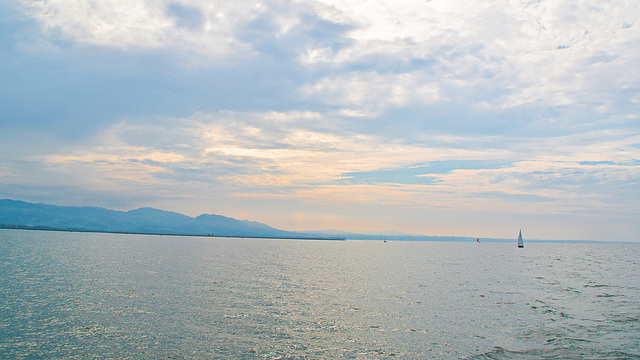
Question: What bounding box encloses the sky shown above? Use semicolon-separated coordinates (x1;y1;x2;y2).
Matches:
1;0;639;242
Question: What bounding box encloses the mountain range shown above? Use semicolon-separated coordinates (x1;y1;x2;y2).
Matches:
0;199;323;239
0;199;480;241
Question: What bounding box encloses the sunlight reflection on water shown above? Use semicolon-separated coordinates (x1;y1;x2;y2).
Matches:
1;229;639;359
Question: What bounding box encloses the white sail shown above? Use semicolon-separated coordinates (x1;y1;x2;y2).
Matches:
517;230;524;248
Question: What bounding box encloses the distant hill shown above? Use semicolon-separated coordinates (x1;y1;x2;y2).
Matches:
0;199;336;239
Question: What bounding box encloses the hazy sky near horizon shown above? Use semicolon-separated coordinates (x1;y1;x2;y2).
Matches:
1;0;639;241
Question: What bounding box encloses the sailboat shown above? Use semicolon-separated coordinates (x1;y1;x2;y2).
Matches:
517;230;524;248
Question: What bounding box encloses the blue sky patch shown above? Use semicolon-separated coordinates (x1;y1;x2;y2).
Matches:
338;160;512;185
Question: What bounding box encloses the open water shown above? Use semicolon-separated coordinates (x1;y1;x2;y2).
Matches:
1;229;639;359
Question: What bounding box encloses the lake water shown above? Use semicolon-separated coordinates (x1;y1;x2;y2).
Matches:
1;229;639;359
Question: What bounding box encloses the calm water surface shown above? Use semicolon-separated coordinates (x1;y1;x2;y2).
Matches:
1;229;639;359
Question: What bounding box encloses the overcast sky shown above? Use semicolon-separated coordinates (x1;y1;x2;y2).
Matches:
1;0;639;241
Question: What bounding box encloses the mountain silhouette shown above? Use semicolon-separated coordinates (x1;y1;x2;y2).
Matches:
0;199;319;238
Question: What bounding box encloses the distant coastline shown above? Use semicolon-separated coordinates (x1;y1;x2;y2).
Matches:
1;225;622;243
0;224;347;241
1;199;626;243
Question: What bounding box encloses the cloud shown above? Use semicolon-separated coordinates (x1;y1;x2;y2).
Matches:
301;71;441;115
15;110;635;219
20;0;640;114
301;0;640;112
21;0;354;67
22;0;316;64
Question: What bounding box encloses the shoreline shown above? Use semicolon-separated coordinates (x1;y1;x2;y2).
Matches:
0;224;347;241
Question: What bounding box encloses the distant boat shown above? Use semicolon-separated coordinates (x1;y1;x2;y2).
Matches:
517;230;524;248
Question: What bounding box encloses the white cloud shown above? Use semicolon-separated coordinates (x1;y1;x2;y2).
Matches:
23;0;314;62
303;0;640;110
301;71;441;114
23;0;640;109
